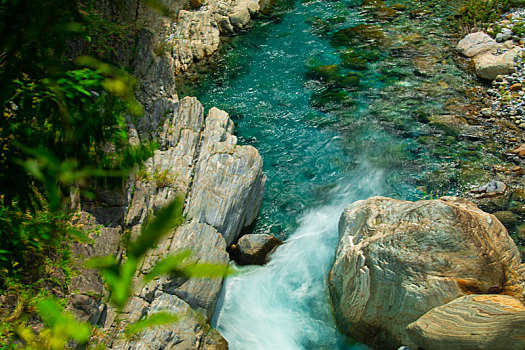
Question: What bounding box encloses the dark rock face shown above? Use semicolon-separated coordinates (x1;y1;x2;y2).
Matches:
230;234;282;265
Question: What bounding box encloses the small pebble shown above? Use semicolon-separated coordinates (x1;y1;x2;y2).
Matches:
481;108;492;117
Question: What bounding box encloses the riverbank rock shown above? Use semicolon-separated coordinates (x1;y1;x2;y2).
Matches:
172;0;261;73
406;294;525;350
457;31;499;57
230;234;282;265
457;30;521;81
474;48;520;80
101;97;265;348
186;107;266;246
329;196;525;349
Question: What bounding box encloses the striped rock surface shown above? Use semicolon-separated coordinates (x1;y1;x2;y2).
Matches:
406;294;525;350
329;196;525;349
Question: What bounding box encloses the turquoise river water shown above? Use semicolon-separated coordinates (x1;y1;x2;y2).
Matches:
180;0;502;348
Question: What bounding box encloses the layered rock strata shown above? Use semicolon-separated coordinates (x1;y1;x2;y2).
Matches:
70;97;265;349
406;294;525;350
329;196;525;349
66;0;265;345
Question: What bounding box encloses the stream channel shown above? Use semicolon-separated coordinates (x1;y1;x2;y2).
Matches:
179;0;500;348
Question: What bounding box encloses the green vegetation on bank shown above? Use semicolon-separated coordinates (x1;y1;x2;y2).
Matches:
0;0;234;347
459;0;525;27
0;0;151;346
0;0;153;280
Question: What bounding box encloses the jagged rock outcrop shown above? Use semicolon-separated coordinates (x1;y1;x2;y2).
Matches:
406;294;525;350
230;234;282;265
67;0;265;345
186;107;266;246
329;196;525;349
172;0;260;73
99;97;265;349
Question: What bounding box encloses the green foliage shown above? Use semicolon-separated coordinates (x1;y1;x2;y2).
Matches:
3;197;234;347
16;298;91;349
124;312;179;338
137;167;179;188
0;1;230;348
458;0;525;27
512;21;525;36
0;0;156;278
0;198;86;278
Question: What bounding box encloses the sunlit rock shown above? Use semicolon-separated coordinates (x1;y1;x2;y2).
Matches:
474;48;520;80
329;196;525;349
457;31;499;57
406;294;525;350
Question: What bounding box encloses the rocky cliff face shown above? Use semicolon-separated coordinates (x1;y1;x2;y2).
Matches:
95;0;262;138
329;196;525;349
67;0;265;347
71;97;265;348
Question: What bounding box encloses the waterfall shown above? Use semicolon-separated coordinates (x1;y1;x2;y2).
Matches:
214;166;383;349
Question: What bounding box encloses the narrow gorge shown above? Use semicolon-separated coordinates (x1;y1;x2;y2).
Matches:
2;0;525;349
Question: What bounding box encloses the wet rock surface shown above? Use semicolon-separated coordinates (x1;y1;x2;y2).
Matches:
230;234;282;265
329;196;525;349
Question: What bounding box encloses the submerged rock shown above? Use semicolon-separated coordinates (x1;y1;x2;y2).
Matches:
230;234;282;265
329;196;525;349
406;294;525;350
331;24;386;47
428;114;469;136
412;56;440;76
375;7;399;21
340;57;367;70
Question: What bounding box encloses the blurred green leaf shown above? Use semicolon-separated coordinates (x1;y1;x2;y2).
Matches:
124;312;180;338
128;196;185;260
143;250;192;283
15;297;93;349
143;0;173;16
180;262;233;279
85;255;118;269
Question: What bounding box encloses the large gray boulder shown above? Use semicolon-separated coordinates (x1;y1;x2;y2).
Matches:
329;196;525;349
